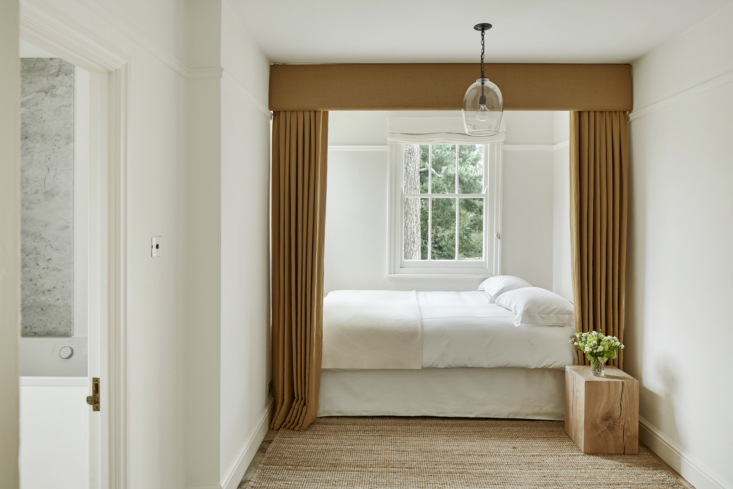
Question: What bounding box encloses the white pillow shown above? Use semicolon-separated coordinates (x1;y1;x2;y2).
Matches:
495;287;575;327
478;275;532;303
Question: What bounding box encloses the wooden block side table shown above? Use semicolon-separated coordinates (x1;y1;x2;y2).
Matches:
564;365;639;454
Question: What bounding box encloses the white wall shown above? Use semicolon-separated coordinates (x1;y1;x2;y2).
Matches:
0;0;21;485
185;2;272;488
219;1;271;486
185;3;223;485
502;145;554;289
325;110;568;293
552;111;572;302
627;4;733;489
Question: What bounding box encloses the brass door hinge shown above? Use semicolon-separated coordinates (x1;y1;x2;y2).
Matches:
86;377;100;411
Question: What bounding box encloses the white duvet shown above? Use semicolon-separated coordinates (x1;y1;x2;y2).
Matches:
322;290;423;369
322;290;576;370
418;291;576;369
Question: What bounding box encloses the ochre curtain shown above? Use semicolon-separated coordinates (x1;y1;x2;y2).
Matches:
270;111;329;431
570;111;628;369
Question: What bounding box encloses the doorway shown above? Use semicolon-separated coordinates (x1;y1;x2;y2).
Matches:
18;11;129;488
18;40;92;489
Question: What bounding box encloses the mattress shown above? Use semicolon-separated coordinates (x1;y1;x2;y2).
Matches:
418;291;576;369
318;367;566;420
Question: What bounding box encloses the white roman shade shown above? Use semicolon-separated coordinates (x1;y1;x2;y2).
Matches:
387;116;506;144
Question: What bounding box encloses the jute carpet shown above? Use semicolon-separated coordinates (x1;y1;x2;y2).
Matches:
244;417;688;488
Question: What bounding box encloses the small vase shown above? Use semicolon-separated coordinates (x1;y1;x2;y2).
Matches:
590;357;606;377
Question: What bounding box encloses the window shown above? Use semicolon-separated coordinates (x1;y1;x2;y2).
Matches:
388;141;502;275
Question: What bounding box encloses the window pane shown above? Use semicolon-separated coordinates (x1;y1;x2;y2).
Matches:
458;198;484;260
429;144;456;194
420;145;429;194
402;145;421;195
403;197;422;260
431;198;456;260
420;198;429;259
458;144;484;194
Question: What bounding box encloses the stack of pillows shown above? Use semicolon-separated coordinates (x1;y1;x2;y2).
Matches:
478;275;575;328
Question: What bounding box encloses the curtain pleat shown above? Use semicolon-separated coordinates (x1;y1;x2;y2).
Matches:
271;111;329;431
570;111;628;369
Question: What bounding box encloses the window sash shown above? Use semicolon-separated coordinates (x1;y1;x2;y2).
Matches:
387;141;502;276
403;144;487;263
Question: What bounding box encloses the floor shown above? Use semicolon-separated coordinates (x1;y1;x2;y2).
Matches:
238;417;694;489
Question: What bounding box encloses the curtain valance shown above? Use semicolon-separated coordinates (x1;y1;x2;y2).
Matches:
270;64;632;112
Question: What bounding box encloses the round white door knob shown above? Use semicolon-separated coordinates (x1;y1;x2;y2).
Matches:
59;346;74;359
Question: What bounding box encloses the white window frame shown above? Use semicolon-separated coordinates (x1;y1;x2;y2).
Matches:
387;141;503;276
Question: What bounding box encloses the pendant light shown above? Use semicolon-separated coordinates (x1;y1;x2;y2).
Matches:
462;23;503;136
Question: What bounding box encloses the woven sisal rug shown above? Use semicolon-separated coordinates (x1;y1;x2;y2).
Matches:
244;417;687;488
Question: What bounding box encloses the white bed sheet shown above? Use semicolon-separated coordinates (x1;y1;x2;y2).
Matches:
418;291;576;369
318;367;566;420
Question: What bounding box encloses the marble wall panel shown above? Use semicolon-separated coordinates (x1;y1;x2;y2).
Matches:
21;58;75;337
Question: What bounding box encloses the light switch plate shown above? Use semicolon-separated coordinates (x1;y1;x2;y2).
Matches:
151;236;162;257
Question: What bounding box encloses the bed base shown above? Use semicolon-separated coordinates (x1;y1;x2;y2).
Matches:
318;367;565;420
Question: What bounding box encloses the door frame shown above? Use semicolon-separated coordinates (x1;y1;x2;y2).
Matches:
20;3;129;488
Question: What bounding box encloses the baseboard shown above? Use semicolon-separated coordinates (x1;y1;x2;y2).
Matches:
219;399;273;489
640;417;732;489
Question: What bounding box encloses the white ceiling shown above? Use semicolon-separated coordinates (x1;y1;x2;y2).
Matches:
229;0;732;64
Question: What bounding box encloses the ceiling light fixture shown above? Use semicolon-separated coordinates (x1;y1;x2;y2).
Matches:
462;23;503;136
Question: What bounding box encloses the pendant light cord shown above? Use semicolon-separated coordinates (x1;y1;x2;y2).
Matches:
480;28;485;80
480;27;486;97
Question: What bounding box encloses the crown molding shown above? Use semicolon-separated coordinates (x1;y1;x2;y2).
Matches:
503;144;554;151
328;145;389;152
20;1;129;73
221;71;271;118
629;68;733;122
187;68;223;80
504;140;568;151
73;0;188;78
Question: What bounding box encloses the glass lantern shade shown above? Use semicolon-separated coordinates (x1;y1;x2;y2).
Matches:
462;77;503;136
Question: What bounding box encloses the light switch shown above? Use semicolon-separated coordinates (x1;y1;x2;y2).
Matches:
151;236;162;257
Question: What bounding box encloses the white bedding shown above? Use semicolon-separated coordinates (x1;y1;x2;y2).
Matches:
322;289;576;370
318;367;566;420
418;291;576;369
322;290;422;369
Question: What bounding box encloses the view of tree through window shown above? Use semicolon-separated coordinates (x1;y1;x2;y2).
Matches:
403;144;485;261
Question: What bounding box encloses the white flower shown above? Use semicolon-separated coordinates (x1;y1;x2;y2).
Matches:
585;347;591;352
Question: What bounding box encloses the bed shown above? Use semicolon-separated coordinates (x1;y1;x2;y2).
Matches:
318;287;576;420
